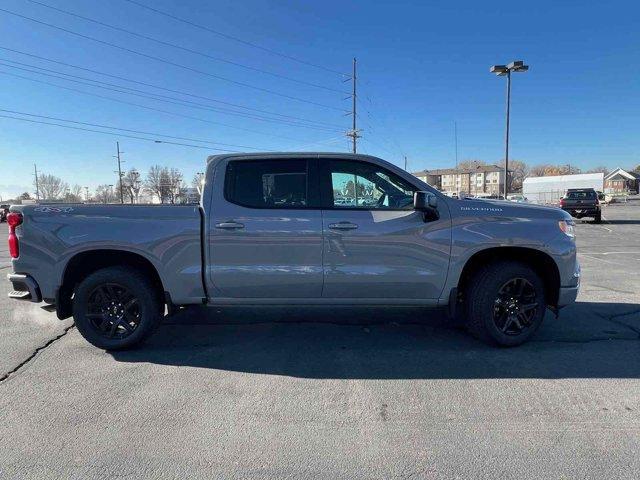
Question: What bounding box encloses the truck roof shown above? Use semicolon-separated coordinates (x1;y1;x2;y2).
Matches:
206;152;382;164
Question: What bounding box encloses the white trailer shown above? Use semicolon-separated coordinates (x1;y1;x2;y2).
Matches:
523;173;604;205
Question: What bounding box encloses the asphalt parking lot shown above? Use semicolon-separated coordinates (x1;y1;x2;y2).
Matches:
0;201;639;479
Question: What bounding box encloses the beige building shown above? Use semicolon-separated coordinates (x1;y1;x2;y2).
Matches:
412;164;507;196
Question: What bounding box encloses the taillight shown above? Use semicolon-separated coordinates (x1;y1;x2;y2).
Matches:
7;212;22;258
559;198;566;207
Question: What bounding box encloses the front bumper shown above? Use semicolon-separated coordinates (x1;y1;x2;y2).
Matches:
7;273;42;303
557;262;580;307
558;285;579;307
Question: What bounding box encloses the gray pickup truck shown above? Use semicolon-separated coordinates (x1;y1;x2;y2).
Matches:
7;153;580;349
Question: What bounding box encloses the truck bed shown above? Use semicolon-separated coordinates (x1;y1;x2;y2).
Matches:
9;204;205;305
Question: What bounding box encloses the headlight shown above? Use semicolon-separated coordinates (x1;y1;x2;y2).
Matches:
558;219;575;238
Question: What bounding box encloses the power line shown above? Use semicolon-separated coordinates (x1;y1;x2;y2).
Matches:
122;0;348;76
0;61;344;132
0;70;317;142
0;108;270;150
26;0;347;95
0;7;347;112
355;88;407;163
0;113;235;151
0;46;345;129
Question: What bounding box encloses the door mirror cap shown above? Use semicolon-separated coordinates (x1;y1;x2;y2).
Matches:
414;191;439;221
414;191;438;210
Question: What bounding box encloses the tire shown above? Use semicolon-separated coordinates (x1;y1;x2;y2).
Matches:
465;261;545;347
594;212;602;223
72;266;163;350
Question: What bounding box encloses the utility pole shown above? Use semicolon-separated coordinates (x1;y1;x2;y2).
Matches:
404;156;408;171
115;142;124;204
33;164;40;201
84;186;89;202
346;57;360;153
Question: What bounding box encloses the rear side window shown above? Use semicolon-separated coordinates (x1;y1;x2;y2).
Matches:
566;191;596;200
225;159;309;208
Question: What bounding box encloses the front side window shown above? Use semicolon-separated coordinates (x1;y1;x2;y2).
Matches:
328;160;416;210
225;159;308;208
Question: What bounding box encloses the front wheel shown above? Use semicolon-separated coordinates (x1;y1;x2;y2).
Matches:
465;262;546;347
73;266;163;350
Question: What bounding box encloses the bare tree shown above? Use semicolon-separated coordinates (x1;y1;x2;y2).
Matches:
166;168;183;204
36;173;68;200
95;184;117;204
457;160;487;170
499;159;529;191
530;164;550;177
192;173;205;195
144;165;169;203
65;184;84;203
528;164;582;177
122;168;142;204
144;166;186;203
586;166;610;176
19;192;31;200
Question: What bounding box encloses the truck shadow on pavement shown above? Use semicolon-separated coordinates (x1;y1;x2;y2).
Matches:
601;219;640;224
110;301;640;379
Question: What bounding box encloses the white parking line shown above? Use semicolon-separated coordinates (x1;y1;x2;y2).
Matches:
586;251;640;255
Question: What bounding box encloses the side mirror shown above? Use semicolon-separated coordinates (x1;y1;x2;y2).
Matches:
414;191;439;221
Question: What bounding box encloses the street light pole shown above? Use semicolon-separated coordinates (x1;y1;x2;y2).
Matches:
490;60;528;198
504;70;511;199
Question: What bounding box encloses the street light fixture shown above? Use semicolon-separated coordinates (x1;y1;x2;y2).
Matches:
490;60;529;197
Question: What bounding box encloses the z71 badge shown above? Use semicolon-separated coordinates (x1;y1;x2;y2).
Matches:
34;206;74;213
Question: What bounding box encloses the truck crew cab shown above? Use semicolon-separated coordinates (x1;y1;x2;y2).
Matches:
7;153;580;350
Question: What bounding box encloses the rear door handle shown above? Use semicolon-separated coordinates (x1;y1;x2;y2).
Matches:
215;221;245;229
328;222;358;230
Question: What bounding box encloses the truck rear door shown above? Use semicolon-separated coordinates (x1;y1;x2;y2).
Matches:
206;157;323;299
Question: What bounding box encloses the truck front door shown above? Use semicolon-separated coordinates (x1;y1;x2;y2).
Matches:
207;157;323;299
320;158;450;300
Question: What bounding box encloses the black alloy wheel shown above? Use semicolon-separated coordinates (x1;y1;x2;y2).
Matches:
492;277;539;336
85;283;142;339
465;261;546;347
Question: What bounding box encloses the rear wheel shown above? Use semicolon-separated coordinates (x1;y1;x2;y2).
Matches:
465;262;545;346
73;266;163;350
594;211;602;223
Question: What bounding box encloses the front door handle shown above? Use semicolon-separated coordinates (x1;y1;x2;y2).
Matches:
215;221;245;229
328;222;358;230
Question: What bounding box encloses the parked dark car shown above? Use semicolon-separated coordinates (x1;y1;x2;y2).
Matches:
559;188;601;223
0;204;10;223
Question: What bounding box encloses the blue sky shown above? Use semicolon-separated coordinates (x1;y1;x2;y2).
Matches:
0;0;639;199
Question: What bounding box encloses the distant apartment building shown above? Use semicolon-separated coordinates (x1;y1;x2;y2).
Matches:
412;164;507;196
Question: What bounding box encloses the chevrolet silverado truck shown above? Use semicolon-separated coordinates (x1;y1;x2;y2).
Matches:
6;153;580;349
